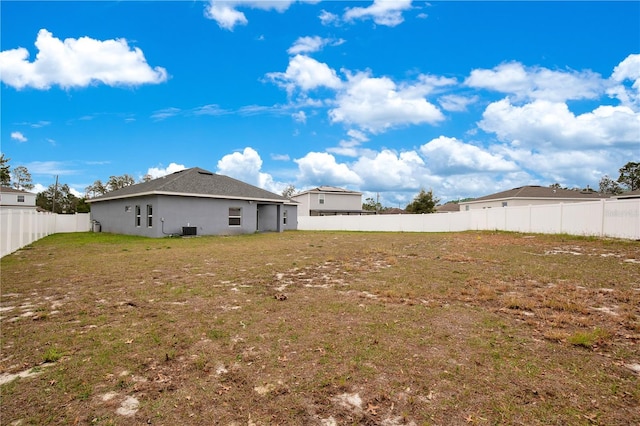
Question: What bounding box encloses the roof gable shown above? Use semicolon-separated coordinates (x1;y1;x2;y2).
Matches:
88;167;288;203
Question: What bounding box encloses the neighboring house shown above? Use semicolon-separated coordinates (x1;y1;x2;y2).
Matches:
435;203;460;213
291;186;364;216
87;167;297;237
613;189;640;199
458;185;610;211
0;187;37;209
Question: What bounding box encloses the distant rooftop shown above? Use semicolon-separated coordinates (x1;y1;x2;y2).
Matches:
461;185;609;204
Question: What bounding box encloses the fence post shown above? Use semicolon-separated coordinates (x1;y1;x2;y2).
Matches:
559;203;563;234
600;199;606;237
5;210;12;256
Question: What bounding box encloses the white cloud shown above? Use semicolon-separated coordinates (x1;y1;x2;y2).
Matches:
217;147;275;189
479;98;640;150
266;54;342;93
288;36;336;55
327;129;369;157
607;54;640;108
193;104;228;116
465;62;603;102
292;110;307;123
419;136;518;174
24;161;76;176
289;36;344;55
11;131;27;142
352;149;427;191
0;29;168;90
271;153;290;161
151;107;181;121
438;94;477;112
343;0;413;27
329;71;447;133
205;2;248;30
146;163;186;179
294;152;362;187
319;10;340;26
205;0;295;30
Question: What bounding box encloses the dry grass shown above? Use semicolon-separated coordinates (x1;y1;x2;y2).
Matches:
1;231;639;425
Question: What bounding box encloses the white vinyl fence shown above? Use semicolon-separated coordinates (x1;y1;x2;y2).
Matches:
298;199;640;240
1;210;91;258
2;199;637;258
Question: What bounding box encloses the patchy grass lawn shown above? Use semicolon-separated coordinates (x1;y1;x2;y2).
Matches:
1;231;638;425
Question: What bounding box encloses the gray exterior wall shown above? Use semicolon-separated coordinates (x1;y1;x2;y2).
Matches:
90;195;297;237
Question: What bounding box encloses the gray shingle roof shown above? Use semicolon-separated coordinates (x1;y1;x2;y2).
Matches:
0;186;35;195
88;168;288;203
464;185;609;203
295;186;362;196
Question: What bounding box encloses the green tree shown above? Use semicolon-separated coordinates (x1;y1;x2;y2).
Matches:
362;197;383;212
0;153;10;186
617;161;640;191
37;183;78;213
107;174;135;192
85;180;107;198
11;166;34;190
405;188;439;214
598;175;622;195
281;184;296;199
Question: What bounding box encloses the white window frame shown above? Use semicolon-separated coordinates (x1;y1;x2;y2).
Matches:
228;207;242;227
283;209;288;225
147;204;153;228
318;193;325;205
17;195;25;203
135;205;141;227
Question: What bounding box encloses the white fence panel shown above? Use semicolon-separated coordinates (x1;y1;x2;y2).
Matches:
603;199;640;239
56;213;92;233
1;211;91;258
504;205;530;233
529;204;562;234
298;199;639;240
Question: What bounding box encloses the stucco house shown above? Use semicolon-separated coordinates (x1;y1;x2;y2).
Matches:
458;185;609;211
0;187;37;210
291;186;364;216
87;167;297;237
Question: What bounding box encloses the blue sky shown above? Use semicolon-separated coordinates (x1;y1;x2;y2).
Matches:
2;1;639;207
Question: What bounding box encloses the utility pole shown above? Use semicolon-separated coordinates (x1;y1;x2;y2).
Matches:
52;175;58;213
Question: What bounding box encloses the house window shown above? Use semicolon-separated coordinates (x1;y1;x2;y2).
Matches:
229;207;242;226
125;205;132;213
283;209;288;225
135;205;141;227
465;205;470;211
318;193;325;205
17;195;25;203
147;204;153;227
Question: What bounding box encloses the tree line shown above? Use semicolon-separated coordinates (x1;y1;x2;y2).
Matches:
0;154;139;214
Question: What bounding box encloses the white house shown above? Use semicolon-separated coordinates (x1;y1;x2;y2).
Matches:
458;185;610;211
291;186;364;216
0;187;37;210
